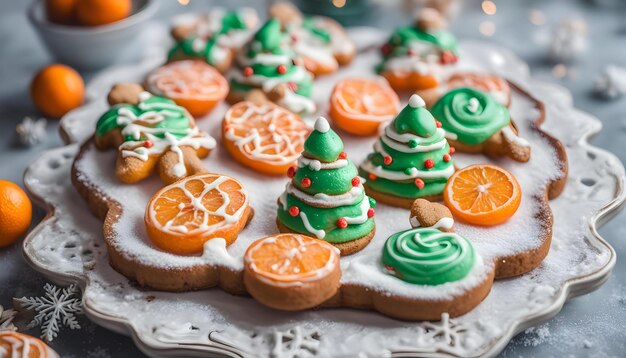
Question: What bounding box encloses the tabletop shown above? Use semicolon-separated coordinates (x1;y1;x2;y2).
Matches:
1;0;625;357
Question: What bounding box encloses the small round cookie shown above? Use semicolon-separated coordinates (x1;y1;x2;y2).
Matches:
244;233;341;310
222;98;310;175
0;331;60;358
146;60;229;117
329;77;400;136
145;173;251;255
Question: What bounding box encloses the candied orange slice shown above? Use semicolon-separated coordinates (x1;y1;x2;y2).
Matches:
146;60;228;117
329;77;400;136
222;101;310;175
0;331;51;358
244;234;339;284
145;173;250;255
443;164;521;226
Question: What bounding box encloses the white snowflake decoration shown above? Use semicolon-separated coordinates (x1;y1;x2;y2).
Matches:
594;65;626;99
16;116;47;146
0;305;17;332
549;18;587;62
14;283;83;341
271;326;320;358
417;313;468;349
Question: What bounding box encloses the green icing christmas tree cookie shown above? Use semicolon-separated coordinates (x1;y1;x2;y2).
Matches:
168;9;258;71
277;117;376;255
359;94;455;208
229;18;316;115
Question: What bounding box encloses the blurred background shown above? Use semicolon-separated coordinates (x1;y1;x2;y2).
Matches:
1;0;626;356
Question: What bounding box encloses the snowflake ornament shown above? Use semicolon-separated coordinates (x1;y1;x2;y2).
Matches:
14;283;83;341
271;326;320;358
16;116;47;147
0;305;17;332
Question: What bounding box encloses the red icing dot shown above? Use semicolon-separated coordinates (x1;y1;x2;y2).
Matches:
243;66;254;77
435;120;442;128
368;173;377;181
441;50;458;65
291;34;298;42
414;178;425;189
383;156;393;165
385;265;396;272
443;154;451;162
287;166;297;178
367;208;375;218
381;43;392;56
338;151;348;160
277;64;287;74
301;178;312;188
449;147;456;154
337;218;348;229
143;140;153;148
289;206;300;217
351;177;360;187
287;81;299;92
424;159;435;169
407;49;415;56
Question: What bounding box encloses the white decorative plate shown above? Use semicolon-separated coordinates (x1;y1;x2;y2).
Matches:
22;28;625;357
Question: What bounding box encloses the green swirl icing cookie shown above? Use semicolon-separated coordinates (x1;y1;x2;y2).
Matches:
430;87;510;145
382;227;475;285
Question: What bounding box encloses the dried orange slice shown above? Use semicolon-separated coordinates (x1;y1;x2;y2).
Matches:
222;101;310;175
243;233;341;310
145;173;250;255
329;77;400;136
146;60;228;117
0;331;59;358
443;164;521;226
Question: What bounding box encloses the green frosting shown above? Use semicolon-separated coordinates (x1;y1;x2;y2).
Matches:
167;10;249;64
430;87;510;145
360;96;455;199
95;94;190;140
382;227;475;285
302;17;331;43
277;118;376;244
393;100;438;138
230;18;314;104
376;25;458;73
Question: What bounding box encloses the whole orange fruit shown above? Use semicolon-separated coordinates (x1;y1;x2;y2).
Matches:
46;0;78;25
76;0;132;27
0;180;33;248
30;64;84;118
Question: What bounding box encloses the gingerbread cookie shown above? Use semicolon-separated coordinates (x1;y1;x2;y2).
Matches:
269;2;356;76
145;173;251;255
145;60;228;117
244;233;341;310
95;84;215;184
277;117;376;255
229;18;316;115
409;198;454;232
222;93;310;175
168;8;259;72
0;331;60;358
377;8;458;93
329;77;400;136
430;87;531;162
360;95;455;208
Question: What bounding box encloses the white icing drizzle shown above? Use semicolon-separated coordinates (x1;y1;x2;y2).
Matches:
299;211;326;239
341;197;372;225
0;333;57;358
360;160;455;180
502;126;530;147
297;156;348;171
245;234;339;287
283;182;364;207
444;130;458;140
278;89;317;115
381;126;447;153
467;97;480;113
410;216;455;230
223;103;308;165
148;175;248;235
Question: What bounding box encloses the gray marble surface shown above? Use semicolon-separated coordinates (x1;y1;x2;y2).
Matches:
1;0;625;357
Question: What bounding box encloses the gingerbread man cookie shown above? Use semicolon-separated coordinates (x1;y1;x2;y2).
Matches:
95;83;215;184
430;87;531;162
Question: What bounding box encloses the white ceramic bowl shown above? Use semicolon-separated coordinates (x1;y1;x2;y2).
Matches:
28;0;158;71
